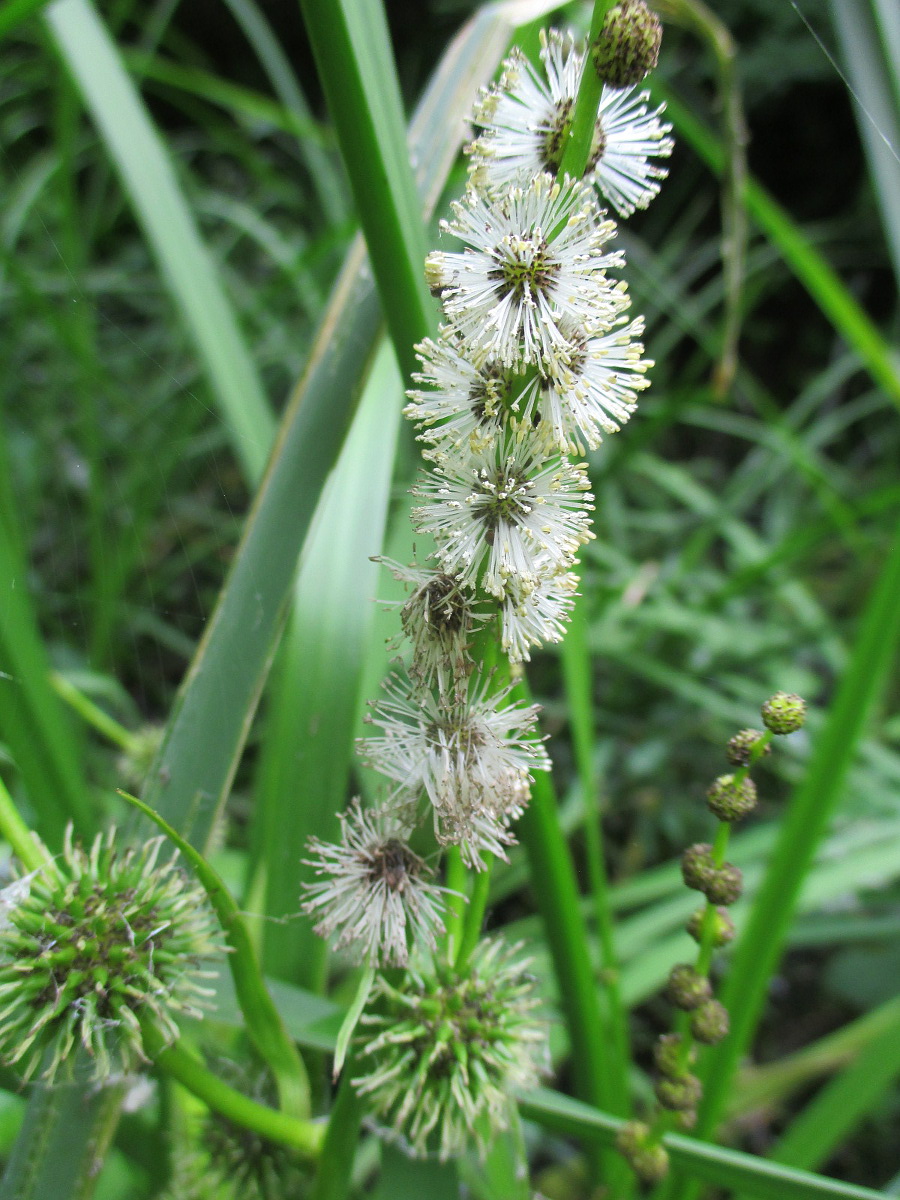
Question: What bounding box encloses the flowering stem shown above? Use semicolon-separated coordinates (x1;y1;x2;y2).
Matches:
558;0;617;180
0;777;47;874
144;1028;324;1159
444;846;467;957
455;857;493;971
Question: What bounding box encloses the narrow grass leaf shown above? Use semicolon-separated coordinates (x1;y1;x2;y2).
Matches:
45;0;275;484
521;1089;891;1200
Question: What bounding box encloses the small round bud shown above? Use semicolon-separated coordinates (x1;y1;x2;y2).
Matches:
706;862;743;906
681;842;715;892
686;905;735;947
616;1121;669;1184
726;728;770;767
653;1032;695;1079
592;0;662;88
665;964;712;1011
655;1071;702;1111
690;998;730;1045
707;773;758;822
674;1108;698;1132
761;692;806;735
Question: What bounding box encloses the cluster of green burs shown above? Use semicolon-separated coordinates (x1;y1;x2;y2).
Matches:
0;827;220;1083
617;691;807;1182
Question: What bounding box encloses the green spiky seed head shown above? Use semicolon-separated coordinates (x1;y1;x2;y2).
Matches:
690;998;730;1045
761;692;806;735
615;1121;669;1184
706;773;758;822
726;728;770;767
592;0;662;88
0;827;221;1083
665;964;712;1011
655;1071;702;1111
686;905;735;947
681;842;715;892
653;1032;695;1079
353;937;546;1161
706;862;743;906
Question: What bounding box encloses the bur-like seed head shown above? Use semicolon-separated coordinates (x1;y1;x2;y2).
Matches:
686;905;735;947
592;1;662;89
761;692;807;735
0;827;221;1083
653;1032;695;1079
706;773;758;822
353;938;546;1161
665;964;712;1011
726;728;770;767
690;998;730;1045
655;1071;702;1111
615;1120;669;1184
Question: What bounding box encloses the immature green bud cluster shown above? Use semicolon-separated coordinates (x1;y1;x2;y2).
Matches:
707;773;757;822
726;728;770;767
592;0;662;88
616;1121;670;1184
686;905;735;947
681;843;743;905
665;963;712;1011
761;691;807;735
690;998;730;1045
654;1031;695;1077
655;1071;702;1111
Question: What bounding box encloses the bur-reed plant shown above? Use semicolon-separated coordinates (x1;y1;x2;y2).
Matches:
0;0;898;1198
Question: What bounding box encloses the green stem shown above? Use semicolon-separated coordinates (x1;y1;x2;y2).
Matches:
443;846;467;957
310;1067;365;1200
558;1;616;181
144;1029;324;1158
561;601;631;1120
455;858;492;971
120;790;311;1119
50;672;135;753
0;778;47;874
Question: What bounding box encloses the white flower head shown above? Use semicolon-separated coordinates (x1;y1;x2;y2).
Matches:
376;556;483;695
359;672;550;869
412;430;595;600
468;30;673;218
301;799;448;967
500;569;579;663
425;173;627;371
405;335;510;455
521;315;652;454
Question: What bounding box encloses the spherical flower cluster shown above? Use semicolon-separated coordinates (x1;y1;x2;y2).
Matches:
353;938;546;1160
0;827;221;1083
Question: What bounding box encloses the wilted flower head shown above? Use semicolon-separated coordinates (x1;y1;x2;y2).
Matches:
0;827;221;1083
426;173;626;371
354;938;546;1160
376;556;482;695
469;30;673;217
360;673;550;868
301;800;448;967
